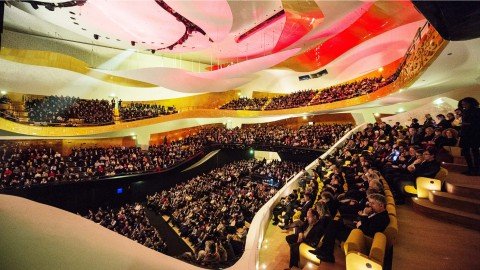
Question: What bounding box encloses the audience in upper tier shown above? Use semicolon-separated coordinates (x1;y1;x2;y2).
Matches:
219;74;398;111
220;97;268;110
85;203;167;253
25;96;114;125
0;123;351;190
120;103;177;121
147;159;304;267
265;90;317;110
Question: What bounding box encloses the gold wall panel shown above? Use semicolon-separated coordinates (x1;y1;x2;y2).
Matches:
0;48;156;88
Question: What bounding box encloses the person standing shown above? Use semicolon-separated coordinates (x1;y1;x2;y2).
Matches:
459;97;480;175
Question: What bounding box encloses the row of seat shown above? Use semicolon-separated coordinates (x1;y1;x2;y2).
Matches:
343;177;398;270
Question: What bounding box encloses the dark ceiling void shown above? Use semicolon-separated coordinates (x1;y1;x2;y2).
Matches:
413;1;480;41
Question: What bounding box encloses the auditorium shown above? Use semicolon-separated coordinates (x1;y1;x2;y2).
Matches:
1;1;480;270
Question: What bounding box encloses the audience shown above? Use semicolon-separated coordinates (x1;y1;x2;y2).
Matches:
25;96;114;125
219;74;398;111
147;159;304;267
220;97;267;110
120;103;177;121
0;123;350;190
85;203;167;253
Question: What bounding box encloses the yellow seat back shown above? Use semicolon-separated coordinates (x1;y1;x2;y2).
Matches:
383;215;398;247
416;177;442;198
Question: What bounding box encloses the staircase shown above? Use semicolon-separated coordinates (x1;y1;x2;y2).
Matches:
410;162;480;231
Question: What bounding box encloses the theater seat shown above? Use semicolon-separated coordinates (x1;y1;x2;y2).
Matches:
299;242;321;267
404;168;448;198
344;229;387;270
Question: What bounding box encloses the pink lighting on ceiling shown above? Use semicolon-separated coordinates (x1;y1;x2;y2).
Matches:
78;1;186;48
164;0;233;43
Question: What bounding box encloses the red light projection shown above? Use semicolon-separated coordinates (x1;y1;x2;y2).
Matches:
275;1;425;72
271;0;324;53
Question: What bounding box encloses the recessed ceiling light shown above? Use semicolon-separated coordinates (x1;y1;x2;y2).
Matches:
73;22;78;25
70;17;75;20
447;53;452;55
81;28;86;31
69;11;75;15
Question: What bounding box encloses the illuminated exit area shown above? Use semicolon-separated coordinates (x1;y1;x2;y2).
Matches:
252;150;281;162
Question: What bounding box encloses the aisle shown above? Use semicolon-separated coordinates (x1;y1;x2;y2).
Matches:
145;209;193;257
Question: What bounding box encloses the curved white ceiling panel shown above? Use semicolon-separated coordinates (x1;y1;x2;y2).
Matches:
0;59;197;101
77;1;185;46
104;48;300;92
194;48;301;80
164;0;233;42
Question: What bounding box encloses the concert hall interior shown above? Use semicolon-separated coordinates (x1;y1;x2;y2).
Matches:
1;1;480;270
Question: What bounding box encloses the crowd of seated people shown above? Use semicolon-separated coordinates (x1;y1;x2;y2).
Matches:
219;97;268;110
0;140;202;189
0;123;350;190
275;109;468;267
120;103;177;121
25;96;114;125
147;159;304;267
219;74;399;111
84;203;167;253
265;90;317;111
309;75;394;106
196;124;352;150
0;95;17;121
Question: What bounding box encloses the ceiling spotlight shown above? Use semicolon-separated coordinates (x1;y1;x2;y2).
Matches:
378;67;384;72
151;50;156;54
131;41;136;46
1;90;7;95
94;34;99;40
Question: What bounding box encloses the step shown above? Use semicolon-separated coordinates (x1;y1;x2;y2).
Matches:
441;162;469;174
411;198;480;231
429;191;480;215
446;171;480;186
446;182;480;200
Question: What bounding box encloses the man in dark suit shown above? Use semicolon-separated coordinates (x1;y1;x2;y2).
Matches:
309;194;390;263
285;209;326;269
299;193;314;221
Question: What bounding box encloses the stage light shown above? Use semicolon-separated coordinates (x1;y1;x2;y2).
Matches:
151;50;156;54
0;90;6;95
131;41;136;46
378;67;384;72
30;2;39;9
93;34;99;40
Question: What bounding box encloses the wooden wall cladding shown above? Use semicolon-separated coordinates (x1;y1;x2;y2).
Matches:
242;113;355;129
0;136;136;156
149;124;223;145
